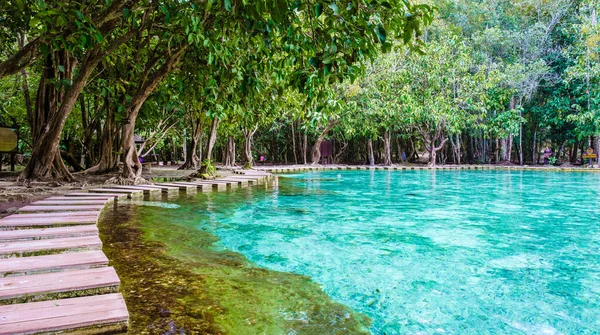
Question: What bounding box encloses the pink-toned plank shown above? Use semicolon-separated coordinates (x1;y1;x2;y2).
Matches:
108;185;161;194
0;267;120;301
3;211;101;219
60;193;126;199
0;293;128;335
19;205;106;212
0;216;98;227
0;236;102;256
156;183;196;190
88;188;143;194
171;182;212;189
0;251;108;275
0;225;98;241
33;200;110;205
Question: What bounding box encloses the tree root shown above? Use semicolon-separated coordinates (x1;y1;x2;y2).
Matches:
104;176;150;185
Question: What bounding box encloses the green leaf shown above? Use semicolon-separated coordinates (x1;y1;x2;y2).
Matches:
14;0;24;10
29;16;40;28
224;0;232;11
123;8;131;18
315;3;323;18
376;24;387;43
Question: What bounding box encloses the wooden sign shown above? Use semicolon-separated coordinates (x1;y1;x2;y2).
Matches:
0;127;18;152
584;147;597;159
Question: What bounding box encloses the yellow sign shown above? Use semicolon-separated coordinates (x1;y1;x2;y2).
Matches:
0;127;17;152
583;153;597;159
587;147;595;155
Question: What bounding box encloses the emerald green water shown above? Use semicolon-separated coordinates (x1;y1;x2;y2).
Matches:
104;170;600;334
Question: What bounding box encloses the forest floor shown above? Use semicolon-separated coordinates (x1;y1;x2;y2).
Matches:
0;162;597;218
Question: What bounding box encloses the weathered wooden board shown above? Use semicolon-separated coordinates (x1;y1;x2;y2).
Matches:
0;236;102;256
0;293;128;335
0;267;120;301
0;251;108;275
0;216;98;227
19;205;106;212
33;200;110;205
0;225;98;241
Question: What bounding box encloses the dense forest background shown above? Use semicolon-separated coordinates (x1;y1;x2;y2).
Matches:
0;0;598;182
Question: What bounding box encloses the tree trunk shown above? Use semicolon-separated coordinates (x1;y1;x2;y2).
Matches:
311;118;338;165
302;134;308;165
204;117;219;162
367;139;375;166
86;101;119;173
383;130;392;166
120;46;186;179
532;128;537;164
242;125;257;167
20;27;134;181
179;112;203;170
224;135;236;167
291;121;298;164
21;51;77;181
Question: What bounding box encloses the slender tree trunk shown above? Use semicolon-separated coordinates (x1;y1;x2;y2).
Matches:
242;125;257;167
302;134;308;165
532;129;537;164
291;121;298;164
367;139;375;166
179;112;202;170
383;130;392;166
204;117;219;162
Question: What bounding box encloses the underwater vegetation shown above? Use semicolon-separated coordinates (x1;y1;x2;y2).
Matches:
98;193;370;335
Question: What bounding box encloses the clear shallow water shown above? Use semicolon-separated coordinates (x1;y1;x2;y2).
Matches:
200;170;600;334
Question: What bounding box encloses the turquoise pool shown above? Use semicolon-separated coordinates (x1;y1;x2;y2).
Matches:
115;170;600;334
207;170;600;334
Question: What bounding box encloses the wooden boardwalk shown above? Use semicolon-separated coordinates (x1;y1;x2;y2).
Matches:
0;170;270;334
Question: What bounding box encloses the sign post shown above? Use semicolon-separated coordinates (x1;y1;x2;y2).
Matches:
583;147;597;167
0;127;19;172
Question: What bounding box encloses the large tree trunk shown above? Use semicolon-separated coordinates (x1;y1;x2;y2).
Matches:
86;101;119;174
21;51;77;181
20;25;134;181
120;46;186;179
311;118;337;165
383;130;392;166
367;139;375;166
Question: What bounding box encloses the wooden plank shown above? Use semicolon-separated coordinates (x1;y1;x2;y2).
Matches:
130;184;179;192
61;193;126;199
33;200;109;205
107;185;161;194
171;182;212;190
88;188;143;195
19;205;106;212
3;211;100;219
0;293;128;335
0;216;98;228
156;183;196;190
0;236;102;256
0;225;98;241
0;267;120;301
0;251;108;275
218;178;248;186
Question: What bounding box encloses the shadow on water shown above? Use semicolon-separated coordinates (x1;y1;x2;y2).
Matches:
98;191;370;335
